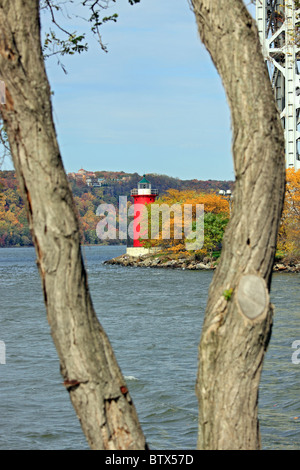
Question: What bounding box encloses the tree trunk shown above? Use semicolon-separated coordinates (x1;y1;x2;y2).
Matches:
0;0;146;450
190;0;286;449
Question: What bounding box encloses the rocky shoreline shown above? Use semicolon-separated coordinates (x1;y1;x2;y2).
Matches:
104;253;300;273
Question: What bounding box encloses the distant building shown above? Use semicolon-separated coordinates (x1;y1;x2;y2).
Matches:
68;170;127;187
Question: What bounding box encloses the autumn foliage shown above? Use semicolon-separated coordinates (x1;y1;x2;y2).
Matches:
141;171;300;264
0;172;31;246
1;169;300;265
140;189;230;257
277;168;300;263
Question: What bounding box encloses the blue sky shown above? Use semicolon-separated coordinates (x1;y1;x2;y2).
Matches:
3;1;255;181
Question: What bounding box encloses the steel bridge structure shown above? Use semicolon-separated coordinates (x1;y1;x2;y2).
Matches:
256;0;300;170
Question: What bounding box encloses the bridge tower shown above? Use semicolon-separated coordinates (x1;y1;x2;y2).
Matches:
256;0;300;170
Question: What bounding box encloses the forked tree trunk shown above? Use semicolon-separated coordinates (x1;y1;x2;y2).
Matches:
190;0;286;449
0;0;146;450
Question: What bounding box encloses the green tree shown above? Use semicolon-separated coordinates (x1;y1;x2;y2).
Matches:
203;213;229;257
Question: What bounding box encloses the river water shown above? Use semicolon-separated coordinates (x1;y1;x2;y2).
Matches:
0;245;299;450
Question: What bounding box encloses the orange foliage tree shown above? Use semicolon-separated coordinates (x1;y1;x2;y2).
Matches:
141;189;230;256
277;168;300;262
0;176;31;246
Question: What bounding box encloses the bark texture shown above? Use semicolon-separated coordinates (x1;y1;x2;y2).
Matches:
190;0;286;449
0;0;146;450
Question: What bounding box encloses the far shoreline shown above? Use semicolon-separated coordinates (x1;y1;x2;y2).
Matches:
1;244;299;273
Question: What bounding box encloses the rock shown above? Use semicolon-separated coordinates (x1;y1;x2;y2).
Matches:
187;264;196;270
163;261;174;267
104;253;299;273
275;264;287;271
194;262;210;270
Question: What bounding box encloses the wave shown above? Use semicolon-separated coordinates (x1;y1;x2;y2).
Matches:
124;375;139;382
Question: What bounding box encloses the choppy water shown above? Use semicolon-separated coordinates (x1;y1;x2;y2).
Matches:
0;246;299;449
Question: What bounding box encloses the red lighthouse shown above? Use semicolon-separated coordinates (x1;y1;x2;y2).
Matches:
130;175;158;247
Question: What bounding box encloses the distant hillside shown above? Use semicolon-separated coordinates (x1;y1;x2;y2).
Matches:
67;169;234;199
0;170;234;247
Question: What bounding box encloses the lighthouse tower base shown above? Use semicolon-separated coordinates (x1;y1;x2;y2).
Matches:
126;247;161;258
